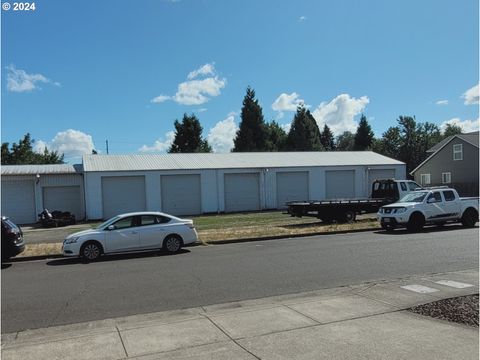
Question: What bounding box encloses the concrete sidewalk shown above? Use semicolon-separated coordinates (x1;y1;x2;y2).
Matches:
2;269;478;360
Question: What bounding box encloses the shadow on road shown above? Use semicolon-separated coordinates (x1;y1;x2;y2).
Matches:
375;224;478;235
46;248;191;266
1;263;12;270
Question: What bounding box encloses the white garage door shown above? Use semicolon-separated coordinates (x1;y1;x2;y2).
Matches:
102;176;146;219
325;170;355;199
161;174;201;216
224;173;260;212
276;172;309;208
367;169;396;196
43;186;82;219
1;180;36;224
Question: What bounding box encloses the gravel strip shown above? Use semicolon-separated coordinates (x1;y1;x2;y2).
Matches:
408;294;479;327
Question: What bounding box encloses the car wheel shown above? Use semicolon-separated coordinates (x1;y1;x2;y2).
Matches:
407;213;425;232
163;235;182;254
461;209;478;228
80;241;102;262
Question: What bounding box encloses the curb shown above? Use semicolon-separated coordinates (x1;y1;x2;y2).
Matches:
9;226;381;262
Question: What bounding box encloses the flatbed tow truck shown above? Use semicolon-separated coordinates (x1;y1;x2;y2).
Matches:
286;179;421;223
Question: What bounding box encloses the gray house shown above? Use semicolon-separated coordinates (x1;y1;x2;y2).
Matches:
411;132;479;196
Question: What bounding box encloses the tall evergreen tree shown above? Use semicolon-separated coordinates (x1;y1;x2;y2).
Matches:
335;131;355;151
265;121;287;151
233;87;268;152
286;105;323;151
1;133;64;165
168;113;212;153
353;114;374;150
320;124;335;151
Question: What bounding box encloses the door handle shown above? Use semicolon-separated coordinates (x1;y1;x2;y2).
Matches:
131;231;138;234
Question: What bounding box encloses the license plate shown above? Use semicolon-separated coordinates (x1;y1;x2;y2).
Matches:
383;218;390;223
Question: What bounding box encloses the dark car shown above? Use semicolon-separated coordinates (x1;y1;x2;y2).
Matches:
1;216;25;261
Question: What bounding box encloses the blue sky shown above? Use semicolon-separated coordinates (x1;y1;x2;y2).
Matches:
2;0;479;162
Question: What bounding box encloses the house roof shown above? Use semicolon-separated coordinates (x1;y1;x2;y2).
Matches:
427;132;479;153
82;152;404;172
1;164;83;175
411;132;479;174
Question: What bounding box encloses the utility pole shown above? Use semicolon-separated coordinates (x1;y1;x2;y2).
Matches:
106;140;109;154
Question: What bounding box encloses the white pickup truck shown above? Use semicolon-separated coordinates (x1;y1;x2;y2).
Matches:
377;187;479;232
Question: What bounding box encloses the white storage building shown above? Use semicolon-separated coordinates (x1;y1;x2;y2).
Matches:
82;152;405;220
1;152;406;223
1;164;85;224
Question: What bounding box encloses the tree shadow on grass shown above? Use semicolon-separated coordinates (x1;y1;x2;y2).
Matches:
46;248;191;266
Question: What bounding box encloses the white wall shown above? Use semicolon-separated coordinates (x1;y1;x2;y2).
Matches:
84;164;406;219
2;174;85;221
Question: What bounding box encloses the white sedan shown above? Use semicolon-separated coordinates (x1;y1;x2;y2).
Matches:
63;212;198;261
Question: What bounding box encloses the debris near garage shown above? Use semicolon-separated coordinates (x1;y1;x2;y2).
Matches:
409;294;479;327
38;209;76;228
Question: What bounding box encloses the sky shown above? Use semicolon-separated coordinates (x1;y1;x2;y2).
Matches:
1;0;479;163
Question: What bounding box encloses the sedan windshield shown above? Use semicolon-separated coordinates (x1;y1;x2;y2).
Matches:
399;191;428;203
96;215;121;230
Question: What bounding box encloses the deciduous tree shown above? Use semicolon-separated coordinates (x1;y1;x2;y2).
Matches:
1;133;64;165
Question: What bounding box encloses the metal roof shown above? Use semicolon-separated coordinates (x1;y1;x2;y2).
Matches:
82;152;404;172
1;164;83;175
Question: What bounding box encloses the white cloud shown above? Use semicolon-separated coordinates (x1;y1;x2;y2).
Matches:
35;130;95;161
139;131;175;152
187;63;215;80
197;108;208;113
281;123;291;133
299;16;307;21
151;63;226;106
272;92;305;112
6;65;60;93
462;84;479;105
435;99;449;105
440;118;479;133
173;77;226;105
151;95;171;103
33;140;48;154
207;115;239;153
311;94;370;135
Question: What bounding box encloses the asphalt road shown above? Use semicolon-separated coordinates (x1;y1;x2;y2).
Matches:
2;225;478;333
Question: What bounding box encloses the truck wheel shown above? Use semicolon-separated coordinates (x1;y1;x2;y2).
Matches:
407;213;425;232
344;211;356;223
461;209;478;228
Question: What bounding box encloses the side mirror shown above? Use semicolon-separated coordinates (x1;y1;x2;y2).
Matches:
107;225;116;231
427;198;435;204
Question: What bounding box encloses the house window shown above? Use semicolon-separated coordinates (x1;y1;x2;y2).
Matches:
441;172;451;184
420;174;431;185
453;144;463;161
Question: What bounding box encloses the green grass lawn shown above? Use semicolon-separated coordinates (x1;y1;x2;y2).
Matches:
191;211;318;230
